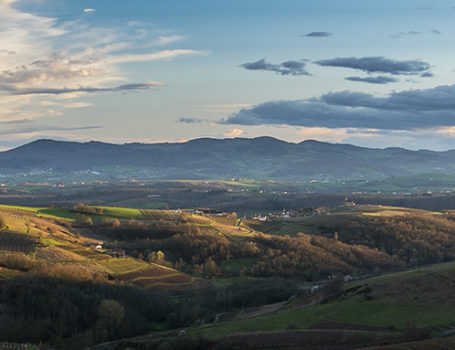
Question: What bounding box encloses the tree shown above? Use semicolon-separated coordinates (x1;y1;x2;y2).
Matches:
75;214;93;226
203;258;217;278
148;250;166;265
98;299;125;339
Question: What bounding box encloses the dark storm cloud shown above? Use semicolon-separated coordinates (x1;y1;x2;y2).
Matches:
315;56;430;75
222;84;455;131
241;59;309;76
345;76;399;84
302;31;332;37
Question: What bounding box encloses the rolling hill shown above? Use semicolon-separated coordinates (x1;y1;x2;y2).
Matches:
2;203;455;349
2;137;455;182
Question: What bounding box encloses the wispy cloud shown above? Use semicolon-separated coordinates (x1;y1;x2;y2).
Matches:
150;35;186;46
178;117;203;124
390;30;420;39
0;125;103;136
195;104;251;113
108;49;207;63
315;56;430;75
0;0;205;125
302;31;332;37
345;76;399;84
390;28;441;38
3;82;164;96
241;59;309;76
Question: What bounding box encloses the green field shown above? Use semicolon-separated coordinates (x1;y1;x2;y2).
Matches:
188;259;455;340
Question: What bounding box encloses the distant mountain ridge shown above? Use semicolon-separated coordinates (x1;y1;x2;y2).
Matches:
1;137;454;182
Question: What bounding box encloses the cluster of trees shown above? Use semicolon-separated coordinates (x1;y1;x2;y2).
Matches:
73;203;104;215
82;209;455;280
312;214;455;266
105;223;402;280
113;228;258;275
0;261;312;349
0;276;169;349
245;233;402;280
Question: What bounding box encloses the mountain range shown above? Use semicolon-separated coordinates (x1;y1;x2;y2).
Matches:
1;137;454;182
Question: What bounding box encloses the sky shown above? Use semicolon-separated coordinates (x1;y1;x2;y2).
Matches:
1;0;455;151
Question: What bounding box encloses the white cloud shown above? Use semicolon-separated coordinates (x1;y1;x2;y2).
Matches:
224;128;244;138
150;35;186;46
64;102;92;109
196;104;251;114
0;0;205;129
108;49;208;63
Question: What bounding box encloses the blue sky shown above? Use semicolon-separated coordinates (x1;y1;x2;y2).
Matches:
1;0;455;150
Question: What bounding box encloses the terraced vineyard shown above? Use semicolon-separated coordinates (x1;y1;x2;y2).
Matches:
98;258;201;292
0;231;38;253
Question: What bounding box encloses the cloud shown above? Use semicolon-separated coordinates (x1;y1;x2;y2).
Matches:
0;53;104;87
1;82;163;96
150;35;186;46
178;117;203;124
391;29;441;38
390;30;420;39
222;84;455;131
420;72;434;78
241;59;309;76
196;104;251;113
302;31;332;37
64;102;92;109
0;125;103;136
0;1;205;128
315;56;430;75
108;49;207;63
0;118;33;125
345;76;399;84
224;128;244;138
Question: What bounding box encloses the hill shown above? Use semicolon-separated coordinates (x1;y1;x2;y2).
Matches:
94;259;455;349
2;137;455;183
2;203;455;349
